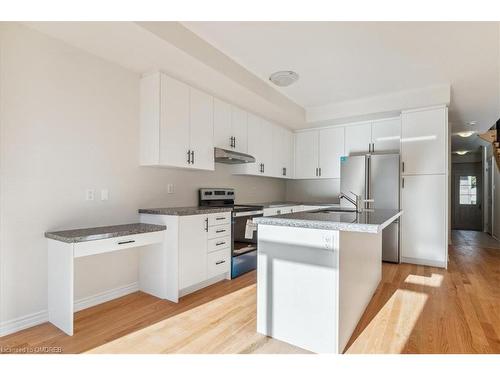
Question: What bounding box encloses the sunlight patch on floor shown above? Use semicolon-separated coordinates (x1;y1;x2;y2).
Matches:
404;273;444;288
345;289;428;354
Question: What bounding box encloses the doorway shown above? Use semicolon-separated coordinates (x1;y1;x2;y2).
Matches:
452;162;483;230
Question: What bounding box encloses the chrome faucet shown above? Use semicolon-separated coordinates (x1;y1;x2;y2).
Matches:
339;191;373;213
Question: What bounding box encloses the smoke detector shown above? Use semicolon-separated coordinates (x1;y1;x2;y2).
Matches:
269;71;299;87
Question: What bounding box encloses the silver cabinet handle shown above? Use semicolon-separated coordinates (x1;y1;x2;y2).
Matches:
191;150;194;164
402;177;405;189
205;217;209;232
215;217;225;221
187;149;191;164
215;229;226;233
402;161;405;173
215;260;226;265
319;167;322;177
215;241;226;246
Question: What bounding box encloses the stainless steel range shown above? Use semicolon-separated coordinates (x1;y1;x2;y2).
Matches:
199;188;263;278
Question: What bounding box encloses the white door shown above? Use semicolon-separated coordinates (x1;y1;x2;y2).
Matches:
160;75;190;167
189;88;214;171
178;215;208;289
345;122;371;155
213;98;232;150
401;174;447;266
231;106;248;153
319;127;345;178
372;118;401;152
246;112;263;175
294;130;319;179
401;107;447;175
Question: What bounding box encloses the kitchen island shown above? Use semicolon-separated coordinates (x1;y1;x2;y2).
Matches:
253;208;402;353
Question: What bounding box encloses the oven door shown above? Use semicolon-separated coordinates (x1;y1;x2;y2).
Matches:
231;210;262;278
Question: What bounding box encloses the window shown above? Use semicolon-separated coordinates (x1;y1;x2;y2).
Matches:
459;176;477;205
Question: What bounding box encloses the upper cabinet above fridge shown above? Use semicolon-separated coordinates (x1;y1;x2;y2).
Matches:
344;117;401;156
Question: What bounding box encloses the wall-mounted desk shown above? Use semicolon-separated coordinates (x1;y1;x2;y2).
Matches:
45;223;166;336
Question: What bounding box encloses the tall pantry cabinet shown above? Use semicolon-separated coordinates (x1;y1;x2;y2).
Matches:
400;105;449;268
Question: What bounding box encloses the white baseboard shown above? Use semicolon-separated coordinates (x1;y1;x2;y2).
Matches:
401;256;447;269
0;281;139;337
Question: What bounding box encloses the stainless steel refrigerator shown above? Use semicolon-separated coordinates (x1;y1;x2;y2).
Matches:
340;153;400;263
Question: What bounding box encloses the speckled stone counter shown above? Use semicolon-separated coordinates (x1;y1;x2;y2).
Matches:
139;206;233;216
253;209;402;234
243;201;340;208
45;223;166;243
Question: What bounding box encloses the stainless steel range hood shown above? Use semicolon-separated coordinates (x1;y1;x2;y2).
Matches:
214;148;255;164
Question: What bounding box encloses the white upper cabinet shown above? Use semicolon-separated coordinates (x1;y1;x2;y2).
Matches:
159;75;191;168
371;118;401;152
318;127;345;178
244;112;264;175
231;106;248;153
282;128;294;178
190;88;215;170
213;98;233;150
294;130;319;179
140;72;214;171
345;122;372;155
401;106;447;175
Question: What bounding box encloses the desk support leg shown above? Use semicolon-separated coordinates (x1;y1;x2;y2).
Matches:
48;239;74;335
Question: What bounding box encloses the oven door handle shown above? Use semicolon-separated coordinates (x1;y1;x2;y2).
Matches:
232;210;263;217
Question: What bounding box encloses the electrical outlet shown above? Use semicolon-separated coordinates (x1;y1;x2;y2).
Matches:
85;189;95;201
167;184;174;194
101;189;109;201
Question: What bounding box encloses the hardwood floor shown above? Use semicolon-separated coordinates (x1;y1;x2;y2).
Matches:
451;229;500;249
2;231;500;354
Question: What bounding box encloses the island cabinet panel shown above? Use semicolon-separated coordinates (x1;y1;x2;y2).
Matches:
401;174;447;267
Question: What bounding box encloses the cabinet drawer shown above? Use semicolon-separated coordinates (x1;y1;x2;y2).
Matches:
207;248;230;278
208;224;231;239
73;231;164;258
208;212;231;226
208;236;231;253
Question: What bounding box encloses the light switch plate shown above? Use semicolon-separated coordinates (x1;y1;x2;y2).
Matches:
85;189;95;201
101;189;109;201
167;184;174;194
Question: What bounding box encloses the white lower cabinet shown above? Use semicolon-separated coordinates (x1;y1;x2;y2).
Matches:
140;211;231;302
401;174;447;267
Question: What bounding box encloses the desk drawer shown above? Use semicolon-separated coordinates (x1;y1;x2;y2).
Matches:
73;231;165;258
207;248;230;278
208;224;231;239
208;236;231;253
208;212;231;226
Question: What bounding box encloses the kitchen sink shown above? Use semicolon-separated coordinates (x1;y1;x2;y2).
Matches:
316;208;357;213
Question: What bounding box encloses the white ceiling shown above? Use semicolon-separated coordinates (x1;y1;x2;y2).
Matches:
183;21;500;151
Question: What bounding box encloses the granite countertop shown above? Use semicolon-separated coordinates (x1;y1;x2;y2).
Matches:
253;209;402;234
139;206;233;216
45;223;166;243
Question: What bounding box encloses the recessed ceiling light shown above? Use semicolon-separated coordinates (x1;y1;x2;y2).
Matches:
467;121;477;126
269;71;299;87
457;131;475;138
455;150;469;155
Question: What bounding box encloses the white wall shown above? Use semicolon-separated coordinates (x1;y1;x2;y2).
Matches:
0;23;286;329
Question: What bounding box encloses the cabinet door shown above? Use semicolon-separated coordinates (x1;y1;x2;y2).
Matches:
259;119;274;176
178;215;208;289
190;88;214;171
294;130;319;179
401;107;447;175
319;127;345;178
231;106;248;153
372;118;401;152
345;122;371;155
283;128;294;178
160;75;190;167
213;98;232;150
401;174;447;266
245;112;263;175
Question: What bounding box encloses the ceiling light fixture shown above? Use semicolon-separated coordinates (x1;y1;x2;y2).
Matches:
269;71;299;87
457;131;475;138
455;150;469;155
467;121;477;126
